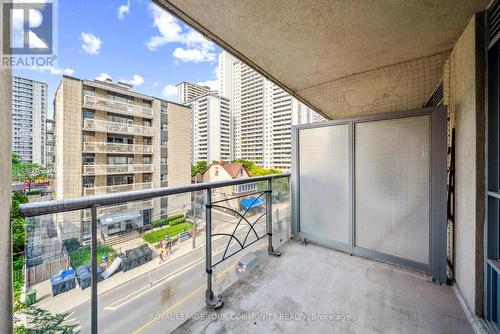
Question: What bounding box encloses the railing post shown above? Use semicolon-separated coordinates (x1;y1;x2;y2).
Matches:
205;188;223;309
267;178;281;257
90;205;99;334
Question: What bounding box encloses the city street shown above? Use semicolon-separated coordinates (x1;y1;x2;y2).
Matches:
69;227;267;333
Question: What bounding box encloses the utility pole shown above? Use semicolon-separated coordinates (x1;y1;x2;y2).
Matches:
192;191;197;249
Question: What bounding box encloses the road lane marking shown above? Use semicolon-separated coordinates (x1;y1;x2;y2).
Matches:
104;257;205;310
132;265;235;334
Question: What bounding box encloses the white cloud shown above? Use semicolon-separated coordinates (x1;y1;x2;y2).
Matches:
32;65;74;75
81;32;102;55
126;74;144;86
147;4;215;63
162;84;177;100
95;73;112;81
173;48;216;63
196;79;218;92
118;1;130;19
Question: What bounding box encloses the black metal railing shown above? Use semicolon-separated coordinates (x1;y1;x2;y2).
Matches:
18;173;290;334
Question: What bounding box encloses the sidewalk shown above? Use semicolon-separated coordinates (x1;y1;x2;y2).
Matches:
30;210;272;314
32;231;209;314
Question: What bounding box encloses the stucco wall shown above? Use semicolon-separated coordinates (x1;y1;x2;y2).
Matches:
448;13;485;316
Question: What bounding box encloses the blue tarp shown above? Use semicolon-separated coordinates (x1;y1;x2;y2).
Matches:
240;197;264;210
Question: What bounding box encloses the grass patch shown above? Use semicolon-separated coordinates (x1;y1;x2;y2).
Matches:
142;223;192;244
69;245;116;268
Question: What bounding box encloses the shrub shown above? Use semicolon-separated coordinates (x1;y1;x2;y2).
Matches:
26;189;41;196
169;217;186;226
142;223;192;244
150;214;185;228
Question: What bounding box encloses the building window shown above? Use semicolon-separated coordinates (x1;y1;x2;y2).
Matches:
107;175;133;186
83;110;94;119
83;155;95;165
83;86;95;96
143;119;152;127
107;155;133;165
143;138;152;145
143;155;152;164
162;124;168;131
83;177;94;188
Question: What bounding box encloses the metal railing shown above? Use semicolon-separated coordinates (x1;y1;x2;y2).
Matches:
82;95;154;119
18;173;290;334
82;118;155;137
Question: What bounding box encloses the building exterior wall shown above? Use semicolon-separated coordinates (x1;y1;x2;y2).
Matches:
448;14;485;316
166;101;192;215
176;81;210;104
54;76;174;239
12;76;47;165
190;93;231;163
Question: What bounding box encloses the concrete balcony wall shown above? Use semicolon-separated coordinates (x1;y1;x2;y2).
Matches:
82;142;153;154
447;13;486;316
83;181;152;196
82;164;153;176
82;118;154;136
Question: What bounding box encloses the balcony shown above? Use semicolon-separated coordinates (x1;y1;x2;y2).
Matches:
83;95;153;119
82;164;153;176
82;199;154;220
83;181;152;196
83;142;153;154
83;119;155;137
16;174;472;334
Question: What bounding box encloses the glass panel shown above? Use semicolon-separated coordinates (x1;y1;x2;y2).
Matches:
210;180;270;297
14;210;89;333
273;177;291;250
355;115;430;264
299;125;350;244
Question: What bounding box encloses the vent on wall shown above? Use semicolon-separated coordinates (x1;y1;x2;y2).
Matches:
424;79;444;107
489;0;500;43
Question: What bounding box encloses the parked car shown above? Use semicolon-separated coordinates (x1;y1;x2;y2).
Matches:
179;231;191;242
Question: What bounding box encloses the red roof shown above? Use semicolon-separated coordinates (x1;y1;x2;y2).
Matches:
221;163;247;178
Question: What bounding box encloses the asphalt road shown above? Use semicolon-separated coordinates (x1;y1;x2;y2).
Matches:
69;217;268;334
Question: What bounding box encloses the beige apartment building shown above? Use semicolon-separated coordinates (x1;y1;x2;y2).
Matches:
53;76;191;241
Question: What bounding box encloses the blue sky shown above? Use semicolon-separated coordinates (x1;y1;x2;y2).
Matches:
13;0;220;118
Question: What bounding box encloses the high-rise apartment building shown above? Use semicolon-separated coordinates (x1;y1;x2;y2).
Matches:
12;76;48;165
45;118;55;179
219;50;325;171
53;76;191;241
189;92;231;163
176;81;210;104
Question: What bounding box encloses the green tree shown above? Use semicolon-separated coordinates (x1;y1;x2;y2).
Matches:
12;153;21;166
13;162;47;193
191;161;209;177
14;306;80;334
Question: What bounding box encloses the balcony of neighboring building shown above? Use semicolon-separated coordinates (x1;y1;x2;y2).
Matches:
83;181;153;196
82;164;153;176
82;141;153;154
82;118;155;137
82;95;154;119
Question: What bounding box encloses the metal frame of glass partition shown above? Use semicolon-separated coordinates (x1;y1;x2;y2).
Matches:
291;106;447;284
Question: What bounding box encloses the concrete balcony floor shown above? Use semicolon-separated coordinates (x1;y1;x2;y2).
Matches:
174;241;472;334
